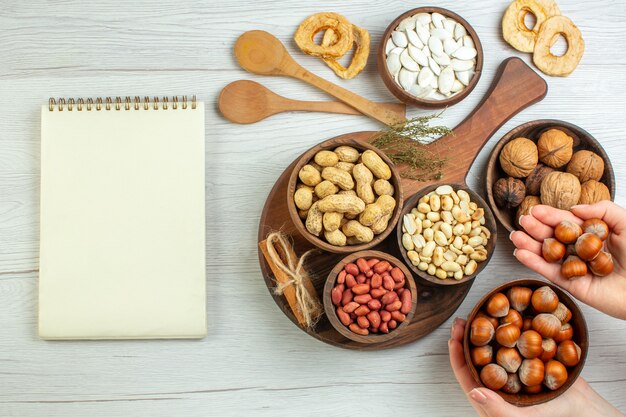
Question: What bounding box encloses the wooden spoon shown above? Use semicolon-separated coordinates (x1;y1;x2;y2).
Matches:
234;30;407;126
219;80;406;124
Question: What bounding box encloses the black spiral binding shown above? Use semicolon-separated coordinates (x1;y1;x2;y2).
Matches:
48;96;197;111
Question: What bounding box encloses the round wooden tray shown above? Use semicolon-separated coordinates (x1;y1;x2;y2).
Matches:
257;58;549;350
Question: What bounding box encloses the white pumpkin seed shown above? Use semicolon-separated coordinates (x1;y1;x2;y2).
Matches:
463;35;475;48
398;68;418;90
415;13;431;26
406;28;424;48
452;46;477;60
443;38;460;55
454;23;467;40
416;25;430;44
438;66;454;95
421;45;431;57
431;12;445;29
451;79;464;93
428;36;444;56
386;53;401;75
391;31;408;48
429;76;438;90
456;70;472;85
400;49;419;71
408;45;429;66
432;52;451;66
428;56;441;76
397;17;417;31
385;38;396;54
417;67;434;87
409;84;432;98
451;58;474;71
431;28;451;40
443;19;457;34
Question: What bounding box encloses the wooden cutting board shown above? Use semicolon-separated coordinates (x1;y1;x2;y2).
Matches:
257;58;548;350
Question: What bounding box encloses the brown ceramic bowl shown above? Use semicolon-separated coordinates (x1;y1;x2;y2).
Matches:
323;250;417;344
396;184;497;286
485;120;616;233
287;137;404;254
378;7;484;108
463;278;588;406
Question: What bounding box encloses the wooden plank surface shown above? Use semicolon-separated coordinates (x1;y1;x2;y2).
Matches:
1;0;625;415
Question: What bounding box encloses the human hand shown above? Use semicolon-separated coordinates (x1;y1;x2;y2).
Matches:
511;201;626;320
448;318;624;417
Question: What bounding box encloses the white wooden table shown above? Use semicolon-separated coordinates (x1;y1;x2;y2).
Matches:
1;1;625;415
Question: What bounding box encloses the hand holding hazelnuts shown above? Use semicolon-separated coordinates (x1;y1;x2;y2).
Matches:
542;218;614;279
466;284;584;398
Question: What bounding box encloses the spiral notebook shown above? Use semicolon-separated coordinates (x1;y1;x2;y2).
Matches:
39;96;207;340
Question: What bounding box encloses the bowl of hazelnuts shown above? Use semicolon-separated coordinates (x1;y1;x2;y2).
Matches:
485;120;615;232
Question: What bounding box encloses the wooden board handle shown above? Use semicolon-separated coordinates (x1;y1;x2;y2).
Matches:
430;57;548;185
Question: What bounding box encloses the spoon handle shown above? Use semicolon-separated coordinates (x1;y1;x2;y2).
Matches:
283;60;407;126
282;98;406;118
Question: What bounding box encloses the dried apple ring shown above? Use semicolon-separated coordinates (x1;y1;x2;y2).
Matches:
533;15;585;77
502;0;561;53
321;24;370;80
294;12;353;59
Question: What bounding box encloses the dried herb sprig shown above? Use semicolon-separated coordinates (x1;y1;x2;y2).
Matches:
371;113;453;181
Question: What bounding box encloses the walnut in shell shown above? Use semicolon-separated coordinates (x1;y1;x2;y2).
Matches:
537;129;573;168
516;195;541;228
566;150;605;183
499;137;539;178
525;163;554;196
493;177;526;209
579;180;611;205
540;171;581;210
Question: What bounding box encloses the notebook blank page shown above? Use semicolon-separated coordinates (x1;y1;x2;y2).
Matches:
39;103;206;339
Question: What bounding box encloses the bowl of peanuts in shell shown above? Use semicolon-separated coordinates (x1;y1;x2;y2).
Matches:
288;135;404;254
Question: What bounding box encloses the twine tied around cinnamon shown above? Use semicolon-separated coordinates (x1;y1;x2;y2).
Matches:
264;232;323;328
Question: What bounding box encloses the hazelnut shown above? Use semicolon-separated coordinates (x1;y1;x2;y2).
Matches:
540;171;581;210
524;163;554;195
499;137;539;178
579;180;611;204
516;196;541;227
566;150;605;183
537;129;574;168
493;177;526;209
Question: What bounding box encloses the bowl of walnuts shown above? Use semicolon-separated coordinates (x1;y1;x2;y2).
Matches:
485;120;615;232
